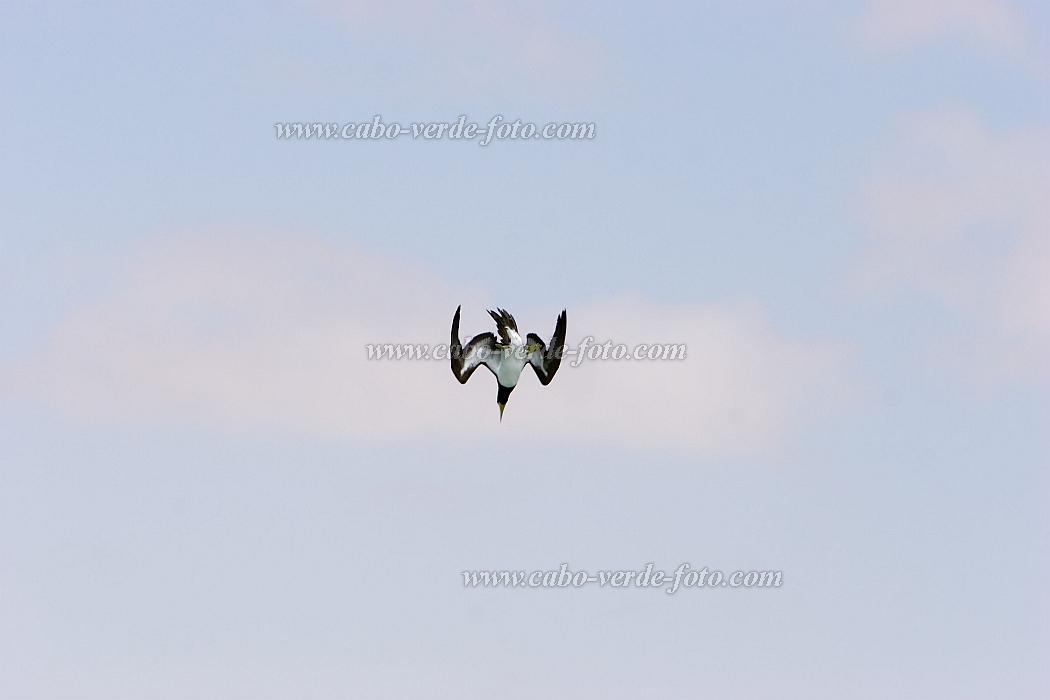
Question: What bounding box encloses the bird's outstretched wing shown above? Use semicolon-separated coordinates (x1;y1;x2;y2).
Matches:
527;309;567;386
451;305;501;383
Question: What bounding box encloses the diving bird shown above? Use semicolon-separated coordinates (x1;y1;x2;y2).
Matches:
450;306;567;420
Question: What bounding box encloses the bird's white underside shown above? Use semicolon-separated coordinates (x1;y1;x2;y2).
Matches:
495;328;528;387
460;326;543;388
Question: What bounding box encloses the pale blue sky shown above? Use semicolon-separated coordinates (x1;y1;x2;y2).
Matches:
1;2;1048;698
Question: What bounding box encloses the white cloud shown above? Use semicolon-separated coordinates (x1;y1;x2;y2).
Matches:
2;232;849;455
855;105;1050;380
851;0;1032;57
303;0;611;100
506;297;849;454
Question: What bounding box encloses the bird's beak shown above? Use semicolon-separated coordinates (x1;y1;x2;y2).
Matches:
498;403;505;422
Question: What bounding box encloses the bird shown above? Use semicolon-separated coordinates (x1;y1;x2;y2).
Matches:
450;306;567;420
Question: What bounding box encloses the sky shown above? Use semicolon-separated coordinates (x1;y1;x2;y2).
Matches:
0;1;1047;698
